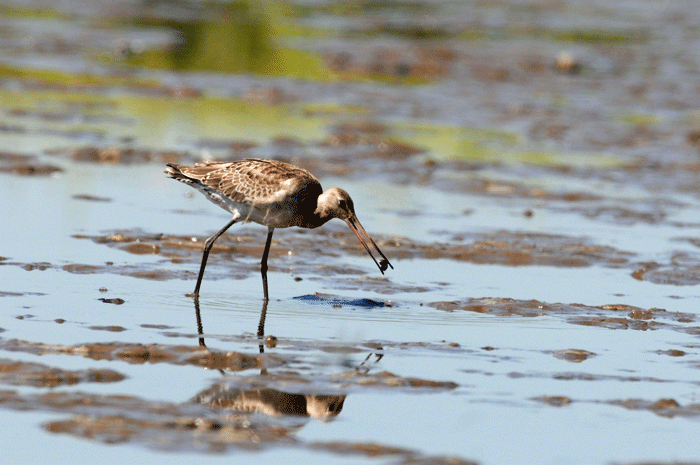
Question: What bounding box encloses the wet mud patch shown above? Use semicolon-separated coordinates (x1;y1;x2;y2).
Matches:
606;398;700;419
23;387;475;463
632;257;700;286
515;371;671;384
430;298;700;336
535;396;700;420
0;338;261;372
333;370;458;391
531;396;573;407
71;227;638;281
267;154;700;243
72;194;112;202
0;341;466;460
65;224;700;292
560;203;669;226
71;228;396;283
61;262;195;281
0;359;124;387
0;389;292;452
208;367;459;396
46;147;188;165
0;291;45;298
0;163;63;176
0;151;63;176
552;349;596;363
43;412;288;452
256;153;603;203
423;167;605;203
88;325;127;332
97;297;125;305
400;230;634;267
655;349;686;357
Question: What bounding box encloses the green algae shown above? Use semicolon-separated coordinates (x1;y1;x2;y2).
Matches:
290;0;437;17
615;113;660;126
117;94;332;146
114;2;331;80
101;1;434;84
0;5;71;20
0;84;339;150
390;122;626;168
542;28;649;44
0;64;160;89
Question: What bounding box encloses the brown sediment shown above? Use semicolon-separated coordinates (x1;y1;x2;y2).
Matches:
553;349;596;363
88;325;127;331
391;230;634;267
69;227;636;278
51;223;700;288
61;262;195;281
310;441;476;465
45;147;188;164
122;243;161;254
535;396;700;419
0;163;63;175
97;298;125;305
655;349;686;357
531;396;573;407
335;370;458;390
195;138;258;154
0;339;261;372
324;42;457;81
62;264;101;273
0;359;124;387
72;194;112;202
508;370;669;383
21;262;52;271
0;291;45;297
606;398;700;419
0;388;288;451
24;388;474;462
429;297;698;334
0;151;63;176
141;324;176;330
631;263;700;286
0;348;466;457
43;413;279;451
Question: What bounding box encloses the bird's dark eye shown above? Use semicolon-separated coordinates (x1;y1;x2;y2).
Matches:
338;199;347;210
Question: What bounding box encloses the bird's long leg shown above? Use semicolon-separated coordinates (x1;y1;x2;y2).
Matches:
194;295;206;347
193;217;238;298
257;299;268;358
260;227;274;302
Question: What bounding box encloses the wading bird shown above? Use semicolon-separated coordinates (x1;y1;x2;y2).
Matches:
165;158;392;301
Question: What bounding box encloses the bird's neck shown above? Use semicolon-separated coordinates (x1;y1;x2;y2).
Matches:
304;192;337;229
307;206;334;229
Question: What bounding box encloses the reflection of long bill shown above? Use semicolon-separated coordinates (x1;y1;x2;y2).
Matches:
345;215;393;274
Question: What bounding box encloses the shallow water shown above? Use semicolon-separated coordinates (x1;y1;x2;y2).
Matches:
2;1;700;464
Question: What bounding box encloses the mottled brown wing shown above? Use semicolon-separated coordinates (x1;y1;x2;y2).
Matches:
170;159;320;204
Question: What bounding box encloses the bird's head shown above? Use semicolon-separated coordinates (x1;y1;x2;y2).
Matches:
317;187;355;221
318;188;393;274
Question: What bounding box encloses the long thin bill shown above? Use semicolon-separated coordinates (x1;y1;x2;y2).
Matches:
345;216;393;274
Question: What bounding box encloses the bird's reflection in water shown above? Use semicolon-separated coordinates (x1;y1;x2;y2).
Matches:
194;384;346;420
193;296;352;420
194;295;269;354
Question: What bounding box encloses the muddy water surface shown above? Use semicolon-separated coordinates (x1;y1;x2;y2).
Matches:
2;1;700;464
